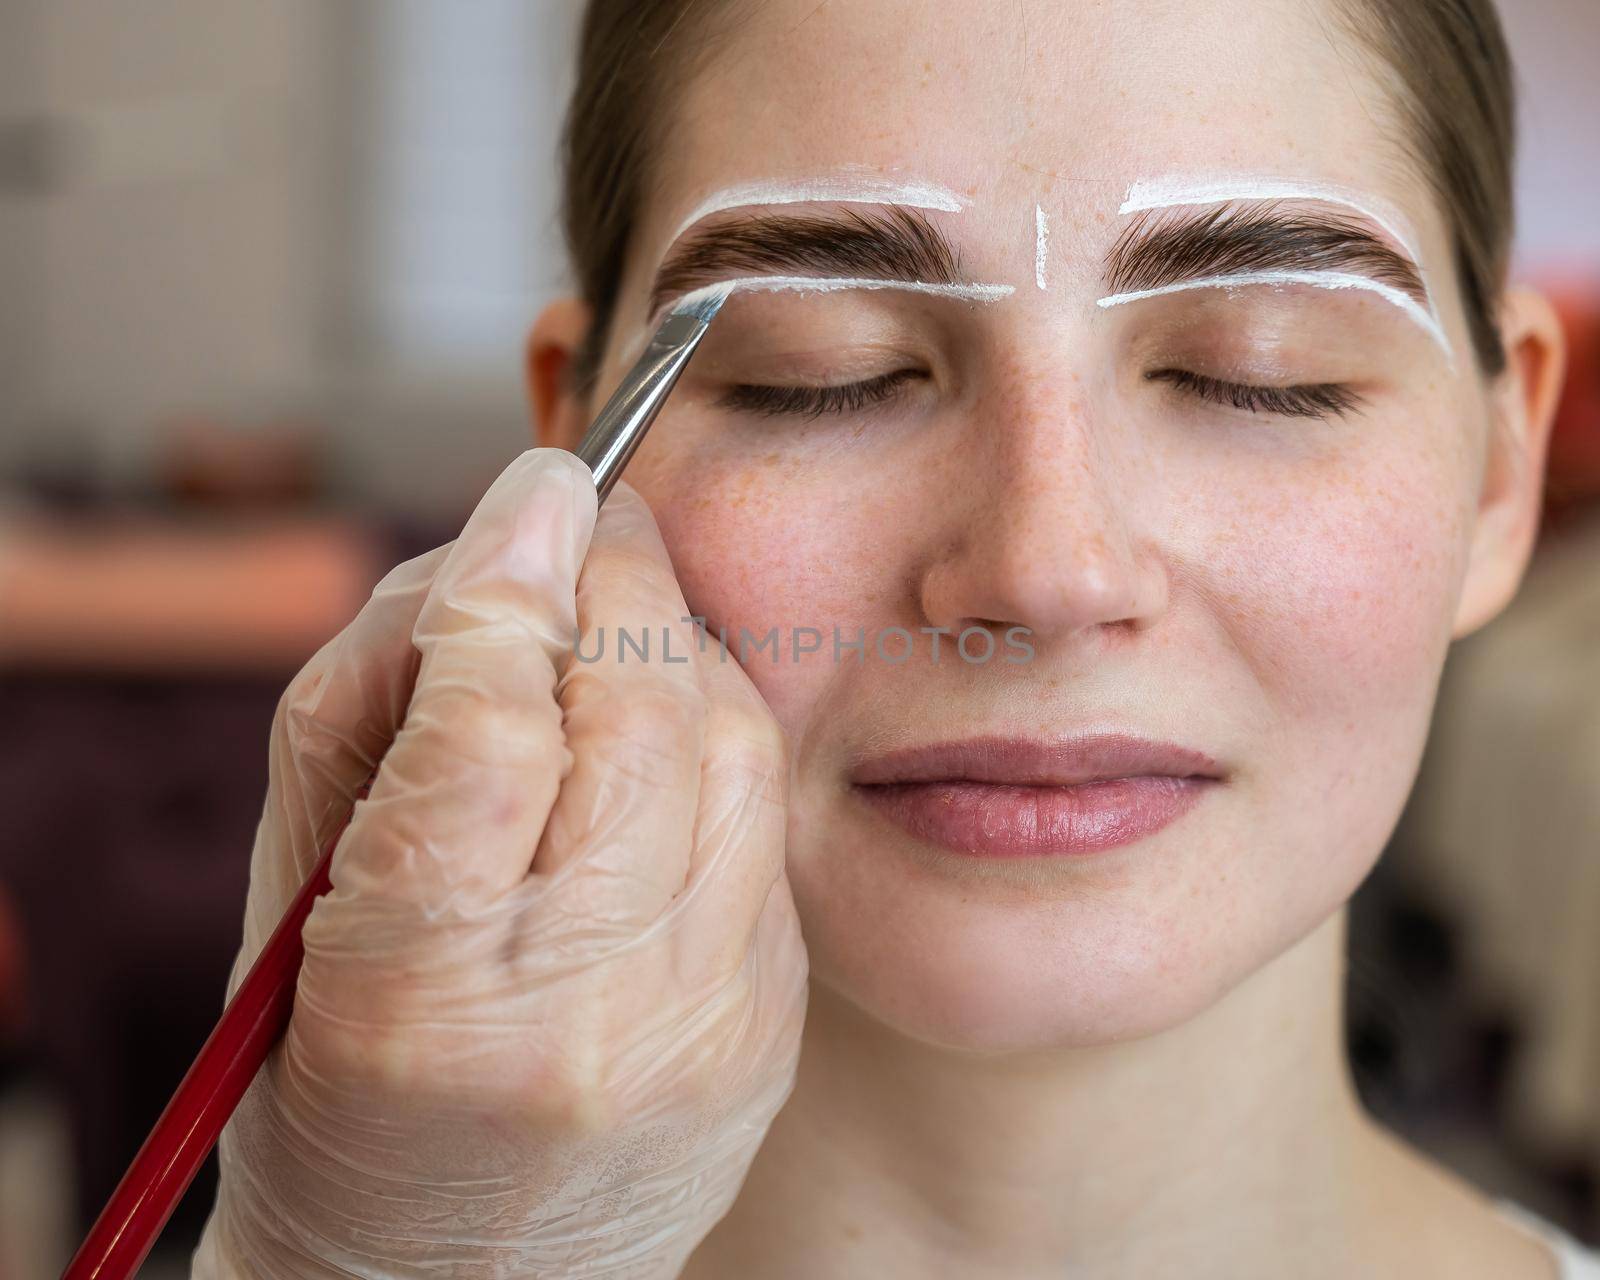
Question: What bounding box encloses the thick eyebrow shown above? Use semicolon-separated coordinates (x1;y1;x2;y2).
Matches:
1104;201;1430;304
649;205;965;318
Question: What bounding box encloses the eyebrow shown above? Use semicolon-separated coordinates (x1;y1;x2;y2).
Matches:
1098;201;1451;357
1105;202;1428;302
1120;177;1426;260
649;205;971;319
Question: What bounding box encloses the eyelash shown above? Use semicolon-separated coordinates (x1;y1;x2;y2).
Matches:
1147;369;1362;419
713;368;925;419
712;366;1361;422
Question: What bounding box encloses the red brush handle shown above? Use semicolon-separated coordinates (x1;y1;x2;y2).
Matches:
62;797;360;1280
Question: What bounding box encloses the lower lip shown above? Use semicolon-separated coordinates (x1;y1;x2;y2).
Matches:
853;776;1216;858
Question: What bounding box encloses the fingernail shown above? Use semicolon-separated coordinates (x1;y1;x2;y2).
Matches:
550;449;599;548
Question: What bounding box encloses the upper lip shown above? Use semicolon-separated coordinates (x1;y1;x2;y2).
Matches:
847;734;1226;788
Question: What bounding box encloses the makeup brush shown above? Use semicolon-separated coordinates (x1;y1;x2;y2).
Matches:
61;283;733;1280
576;283;732;498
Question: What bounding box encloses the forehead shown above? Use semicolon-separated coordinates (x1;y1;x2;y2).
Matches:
650;0;1434;252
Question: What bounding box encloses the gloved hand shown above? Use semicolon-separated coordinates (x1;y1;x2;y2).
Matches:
192;448;809;1279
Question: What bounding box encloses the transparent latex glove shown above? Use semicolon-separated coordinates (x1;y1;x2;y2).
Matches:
192;448;809;1279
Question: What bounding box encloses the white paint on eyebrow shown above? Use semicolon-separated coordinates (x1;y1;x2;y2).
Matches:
1096;271;1452;360
620;275;1013;370
667;174;967;246
1120;176;1426;267
1117;175;1452;352
1035;204;1050;290
662;274;1013;321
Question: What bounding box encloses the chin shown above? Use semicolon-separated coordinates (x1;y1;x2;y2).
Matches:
789;837;1293;1056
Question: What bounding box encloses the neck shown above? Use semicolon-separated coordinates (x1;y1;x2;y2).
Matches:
686;907;1385;1279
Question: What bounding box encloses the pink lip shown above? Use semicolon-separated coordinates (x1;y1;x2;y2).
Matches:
848;734;1225;859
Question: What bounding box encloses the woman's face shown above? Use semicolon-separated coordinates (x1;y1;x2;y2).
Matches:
562;0;1514;1052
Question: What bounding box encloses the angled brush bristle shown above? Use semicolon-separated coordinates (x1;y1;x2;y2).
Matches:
670;281;734;325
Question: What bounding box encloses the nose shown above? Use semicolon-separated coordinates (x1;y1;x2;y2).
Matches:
918;379;1169;645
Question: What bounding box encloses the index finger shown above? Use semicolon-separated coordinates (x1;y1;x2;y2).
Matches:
330;448;599;912
239;542;450;974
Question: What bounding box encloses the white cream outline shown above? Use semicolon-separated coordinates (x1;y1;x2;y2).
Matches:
622;275;1015;368
1096;270;1451;358
1035;204;1050;291
668;274;1013;315
1115;176;1453;362
666;174;967;248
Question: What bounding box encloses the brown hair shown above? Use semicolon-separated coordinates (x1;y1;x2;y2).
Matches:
1333;0;1516;376
559;0;1516;388
560;0;736;395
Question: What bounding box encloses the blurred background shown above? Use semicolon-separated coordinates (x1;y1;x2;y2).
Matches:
0;1;1595;1275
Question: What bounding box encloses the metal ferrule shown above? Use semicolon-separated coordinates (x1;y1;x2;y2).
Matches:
574;308;719;503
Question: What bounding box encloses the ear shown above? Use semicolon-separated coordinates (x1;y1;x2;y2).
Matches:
1452;287;1569;640
526;296;596;451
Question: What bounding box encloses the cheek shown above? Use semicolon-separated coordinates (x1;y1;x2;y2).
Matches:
1213;434;1470;726
1200;420;1476;902
627;438;899;736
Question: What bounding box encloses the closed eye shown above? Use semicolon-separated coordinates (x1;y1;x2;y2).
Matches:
714;365;1358;421
714;368;927;419
1148;368;1362;419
